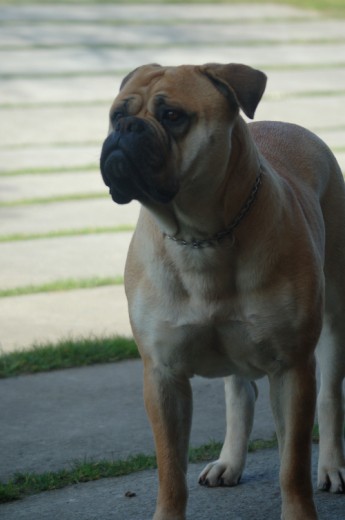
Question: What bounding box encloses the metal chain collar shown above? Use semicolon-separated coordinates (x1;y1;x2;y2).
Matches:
164;166;263;249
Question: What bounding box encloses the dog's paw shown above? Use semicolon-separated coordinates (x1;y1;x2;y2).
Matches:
317;464;345;493
198;459;242;487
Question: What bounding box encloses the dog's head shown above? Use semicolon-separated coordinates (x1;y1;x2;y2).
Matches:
100;63;267;205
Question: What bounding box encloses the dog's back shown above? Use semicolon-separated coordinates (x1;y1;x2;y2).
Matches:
250;119;345;290
250;121;342;198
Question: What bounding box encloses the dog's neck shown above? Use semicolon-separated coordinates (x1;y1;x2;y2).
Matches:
143;117;263;247
164;165;262;248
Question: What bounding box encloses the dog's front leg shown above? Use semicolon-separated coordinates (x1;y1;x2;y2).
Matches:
143;360;192;520
269;357;318;520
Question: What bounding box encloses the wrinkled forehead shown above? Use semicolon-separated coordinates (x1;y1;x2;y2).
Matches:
112;64;219;110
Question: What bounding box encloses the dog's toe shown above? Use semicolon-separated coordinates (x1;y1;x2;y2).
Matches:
198;460;242;487
318;467;345;494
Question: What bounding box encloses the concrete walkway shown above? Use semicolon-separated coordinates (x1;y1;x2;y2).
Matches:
0;363;344;520
1;3;345;519
1;361;344;520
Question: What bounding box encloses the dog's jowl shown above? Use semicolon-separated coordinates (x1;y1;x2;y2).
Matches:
100;62;345;520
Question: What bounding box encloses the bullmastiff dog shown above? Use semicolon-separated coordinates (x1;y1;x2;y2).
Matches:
100;62;345;519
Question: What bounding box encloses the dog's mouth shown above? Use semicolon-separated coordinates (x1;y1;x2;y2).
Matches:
100;117;179;205
102;149;140;204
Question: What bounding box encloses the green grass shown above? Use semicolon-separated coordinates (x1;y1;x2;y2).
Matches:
1;85;345;110
3;62;345;83
0;225;134;243
0;438;279;504
0;193;108;208
0;335;139;378
3;37;345;53
2;432;328;504
0;276;123;298
0;165;99;177
0;453;157;503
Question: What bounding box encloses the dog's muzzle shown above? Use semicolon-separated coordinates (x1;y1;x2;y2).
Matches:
100;116;178;204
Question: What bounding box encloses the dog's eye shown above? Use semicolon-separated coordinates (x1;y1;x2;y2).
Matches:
162;109;185;124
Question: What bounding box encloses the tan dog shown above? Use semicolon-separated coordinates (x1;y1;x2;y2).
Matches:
100;63;345;519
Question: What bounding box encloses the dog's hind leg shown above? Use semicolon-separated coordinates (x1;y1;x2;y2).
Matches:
317;165;345;494
198;375;257;487
316;302;345;493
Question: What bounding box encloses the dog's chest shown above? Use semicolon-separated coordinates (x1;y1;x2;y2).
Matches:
132;275;298;379
179;290;295;376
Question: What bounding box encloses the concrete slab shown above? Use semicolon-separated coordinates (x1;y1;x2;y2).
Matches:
0;172;106;203
3;20;345;48
0;75;122;105
266;68;345;97
2;43;345;77
0;232;131;289
2;96;345;149
0;361;274;480
0;135;343;177
0;4;320;23
335;152;345;172
0;146;100;173
0;361;153;480
256;95;345;130
312;130;345;151
0;105;108;147
0;199;140;236
3;68;345;107
0;285;132;352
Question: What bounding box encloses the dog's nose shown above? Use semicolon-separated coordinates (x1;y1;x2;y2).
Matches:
116;116;146;135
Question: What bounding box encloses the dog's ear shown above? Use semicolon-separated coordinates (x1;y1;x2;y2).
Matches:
120;63;162;90
199;63;267;119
